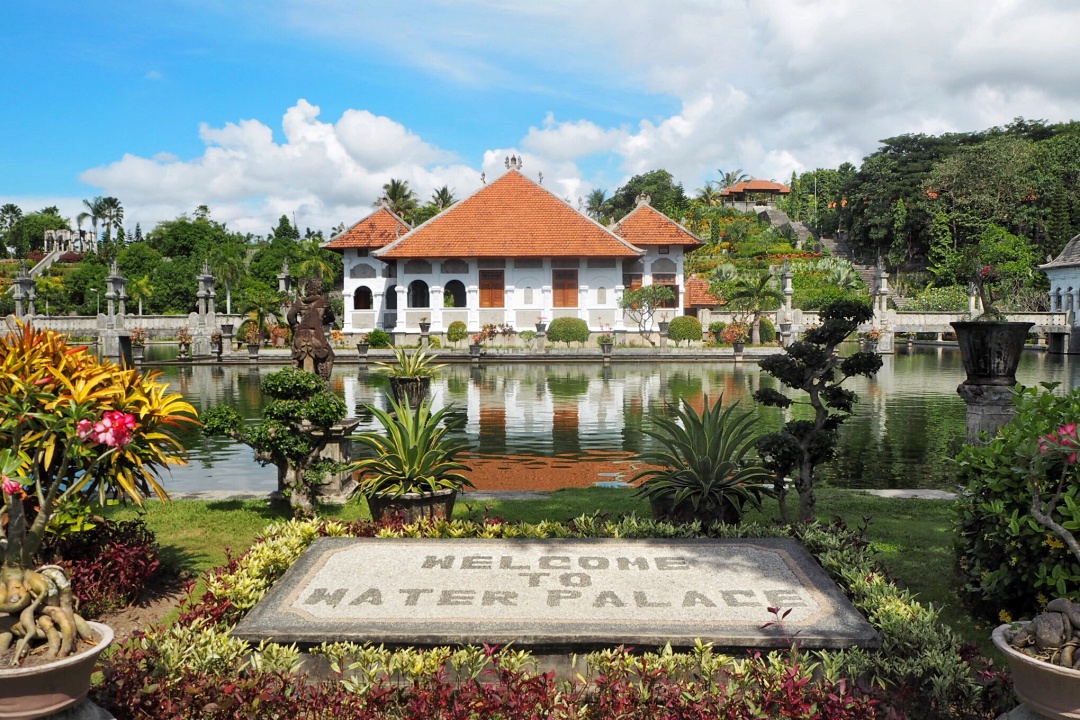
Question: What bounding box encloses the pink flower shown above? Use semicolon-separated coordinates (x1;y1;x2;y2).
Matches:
81;411;136;447
2;476;20;497
76;419;93;440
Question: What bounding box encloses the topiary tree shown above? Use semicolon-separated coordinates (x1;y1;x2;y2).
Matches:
202;367;351;510
667;316;702;347
759;317;776;344
446;320;468;347
753;300;882;523
547;317;590;347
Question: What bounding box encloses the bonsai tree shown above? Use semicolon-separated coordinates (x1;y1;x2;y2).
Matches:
350;394;473;521
202;367;351;510
753;299;882;523
0;323;196;662
633;394;773;525
619;285;675;346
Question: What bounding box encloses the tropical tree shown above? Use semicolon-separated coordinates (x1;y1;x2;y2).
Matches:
99;197;124;246
240;288;285;344
585;189;607;221
619;284;676;346
81;196;104;250
728;273;784;344
605;170;688;222
210;240;246;315
128;275;154;316
695;182;722;206
0;204;21;258
379;179;419;220
431;186;456;210
718;169;750;188
293;237;338;286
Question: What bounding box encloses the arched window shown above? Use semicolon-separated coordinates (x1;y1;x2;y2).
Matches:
443;279;467;308
385;285;398;310
408;280;430;308
353;287;373;310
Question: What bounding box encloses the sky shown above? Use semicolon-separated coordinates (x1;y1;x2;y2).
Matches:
3;0;1080;239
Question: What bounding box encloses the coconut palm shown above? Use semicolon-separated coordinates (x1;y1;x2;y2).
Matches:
718;169;750;189
0;204;21;232
728;273;785;344
695;182;722;206
99;197;124;247
378;179;418;219
128;275;154;315
430;186;456;210
82;196;104;251
210;241;246;315
585;188;607;221
293;237;337;286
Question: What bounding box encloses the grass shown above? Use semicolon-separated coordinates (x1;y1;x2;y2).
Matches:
105;486;993;651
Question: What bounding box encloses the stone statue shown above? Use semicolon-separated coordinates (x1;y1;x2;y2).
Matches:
287;277;335;380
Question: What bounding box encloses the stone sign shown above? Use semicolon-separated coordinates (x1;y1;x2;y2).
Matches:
232;538;879;650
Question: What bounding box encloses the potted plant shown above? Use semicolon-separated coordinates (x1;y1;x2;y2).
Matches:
632;394;774;525
210;331;223;359
535;315;548;333
356;333;370;359
469;334;483;357
176;325;192;359
374;346;446;408
130;326;147;362
951;262;1032;386
597;330;614;355
241;322;261;358
657;313;670;335
418;316;431;334
708;320;727;344
350;394;473;522
720;321;749;353
862;327;882;353
0;323;195;716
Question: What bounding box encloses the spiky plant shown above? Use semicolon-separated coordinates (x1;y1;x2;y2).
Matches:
373;346;447;378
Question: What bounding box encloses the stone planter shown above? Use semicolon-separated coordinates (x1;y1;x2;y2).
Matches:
535;322;547;333
600;341;613;355
247;343;260;360
221;323;234;335
356;342;369;359
389;376;431;408
951;321;1033;385
418;322;431;334
733;341;745;354
0;621;113;720
993;624;1080;719
367;488;457;523
866;341;878;354
132;344;145;362
658;321;670;334
469;343;482;358
177;341;190;360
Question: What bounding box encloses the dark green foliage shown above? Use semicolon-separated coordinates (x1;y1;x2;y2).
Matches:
754;300;882;522
903;285;969;312
604;169;688;222
261;366;324;400
759;316;776;343
446;320;468;345
955;384;1080;620
666;315;702;346
633;394;774;524
365;328;392;348
707;320;727;335
546;317;589;346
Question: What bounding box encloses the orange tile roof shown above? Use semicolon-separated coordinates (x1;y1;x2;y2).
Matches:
719;179;791;195
613;202;703;248
377;170;642;259
684;276;719;308
324;207;410;251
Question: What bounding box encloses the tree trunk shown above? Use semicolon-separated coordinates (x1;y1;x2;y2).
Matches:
226;283;232;316
797;457;816;523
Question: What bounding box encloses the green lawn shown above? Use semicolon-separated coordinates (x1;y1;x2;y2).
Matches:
106;486;992;649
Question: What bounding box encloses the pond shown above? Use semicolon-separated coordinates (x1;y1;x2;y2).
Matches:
152;346;1080;495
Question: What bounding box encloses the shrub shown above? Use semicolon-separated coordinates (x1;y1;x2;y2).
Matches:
445;320;468;345
546;317;589;346
955;385;1080;620
42;518;160;617
666;316;702;346
708;320;726;335
759;316;776;343
904;284;969;312
365;328;392;348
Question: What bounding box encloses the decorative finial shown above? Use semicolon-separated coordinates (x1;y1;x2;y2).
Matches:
480;172;486;185
635;194;651;207
577;197;584;211
537;171;543;185
378;195;392;210
504;156;509;169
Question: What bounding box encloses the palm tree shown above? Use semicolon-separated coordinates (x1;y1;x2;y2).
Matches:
293;237;336;286
728;273;785;344
99;197;124;246
81;197;104;251
695;182;722;206
0;204;22;232
378;179;418;219
210;241;246;315
430;186;456;210
241;289;284;345
718;169;750;189
585;188;607;221
128;275;154;316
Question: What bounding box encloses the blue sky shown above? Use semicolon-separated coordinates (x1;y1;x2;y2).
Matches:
3;0;1080;238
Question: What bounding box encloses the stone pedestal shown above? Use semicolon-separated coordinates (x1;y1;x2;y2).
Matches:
957;384;1016;444
535;331;546;352
876;331;895;354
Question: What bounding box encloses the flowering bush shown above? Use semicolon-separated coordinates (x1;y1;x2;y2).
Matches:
176;326;193;344
129;326;148;346
863;328;882;342
330;329;345;347
720;321;749;344
241;322;261;345
0;323;196;660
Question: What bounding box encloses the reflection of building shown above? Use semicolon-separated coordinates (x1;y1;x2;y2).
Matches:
328;161;701;335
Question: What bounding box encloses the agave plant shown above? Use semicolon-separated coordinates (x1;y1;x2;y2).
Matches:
632;394;773;525
373;346;447;378
350;395;473;498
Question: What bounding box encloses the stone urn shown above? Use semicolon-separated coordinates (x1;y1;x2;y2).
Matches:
367;488;457;523
177;342;191;360
221;323;234;336
733;341;745;354
418;321;431;334
132;344;145;362
0;622;114;720
600;341;613;356
356;341;369;359
247;343;260;360
389;376;431;408
469;343;482;358
658;321;670;335
535;322;547;333
993;619;1080;720
951;321;1033;385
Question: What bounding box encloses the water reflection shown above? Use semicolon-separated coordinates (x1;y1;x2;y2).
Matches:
152;347;1079;495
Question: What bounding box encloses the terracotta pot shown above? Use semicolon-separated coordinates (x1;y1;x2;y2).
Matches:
389;376;430;408
0;622;113;720
993;624;1080;719
951;321;1033;386
367;488;457;523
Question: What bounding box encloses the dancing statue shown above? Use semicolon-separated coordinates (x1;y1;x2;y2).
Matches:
287;277;335;380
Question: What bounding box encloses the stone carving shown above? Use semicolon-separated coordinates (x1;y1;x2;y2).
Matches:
349;263;376;279
287;278;336;380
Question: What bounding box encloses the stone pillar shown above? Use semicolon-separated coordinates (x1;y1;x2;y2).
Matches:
614;285;626;330
277;259;292;295
957;385;1016;444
